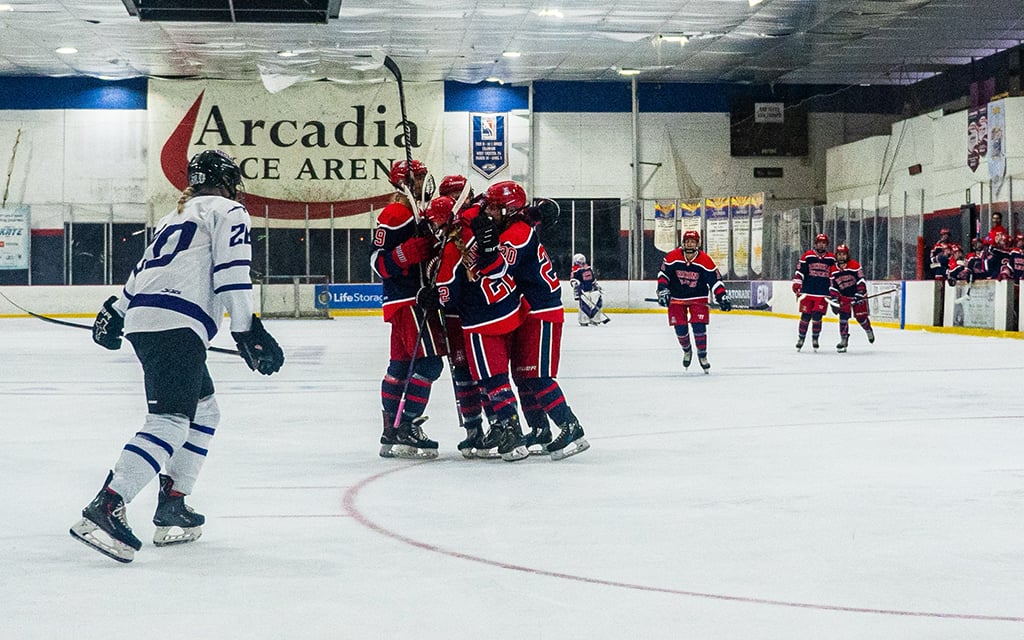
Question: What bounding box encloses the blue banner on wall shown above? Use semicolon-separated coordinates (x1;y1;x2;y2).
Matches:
470;112;508;179
315;283;383;309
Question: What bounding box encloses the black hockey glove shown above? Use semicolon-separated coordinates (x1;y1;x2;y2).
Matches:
656;289;670;307
716;292;733;312
853;293;866;305
416;285;441;311
232;315;285;375
470;214;499;261
92;295;124;350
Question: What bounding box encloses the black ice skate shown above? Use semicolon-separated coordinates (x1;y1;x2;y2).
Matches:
795;336;805;351
69;471;142;563
866;328;875;343
379;412;403;458
395;416;440;459
682;349;692;369
457;423;500;459
153;474;205;547
812;336;820;351
496;415;530;462
548;419;590;461
522;422;552;455
836;336;849;353
698;355;711;374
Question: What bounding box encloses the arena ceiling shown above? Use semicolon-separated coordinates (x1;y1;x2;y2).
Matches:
0;0;1022;87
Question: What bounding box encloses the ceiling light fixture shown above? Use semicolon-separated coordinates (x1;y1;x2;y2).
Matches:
659;35;690;45
277;50;299;57
55;47;78;55
502;51;521;58
749;0;764;6
0;4;13;11
535;8;564;19
485;77;503;84
617;68;640;76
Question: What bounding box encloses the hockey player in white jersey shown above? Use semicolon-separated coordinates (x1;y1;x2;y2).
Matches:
70;149;284;563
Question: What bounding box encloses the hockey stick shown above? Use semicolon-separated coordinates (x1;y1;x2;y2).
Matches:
0;289;240;356
3;128;21;208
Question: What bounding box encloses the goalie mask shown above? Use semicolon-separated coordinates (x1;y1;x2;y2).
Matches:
188;150;243;200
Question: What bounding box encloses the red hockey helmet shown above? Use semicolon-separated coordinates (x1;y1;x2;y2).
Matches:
389;159;428;189
485;181;527;211
939;228;951;236
815;233;829;246
835;243;850;257
439;174;469;198
423;196;455;229
682;230;701;246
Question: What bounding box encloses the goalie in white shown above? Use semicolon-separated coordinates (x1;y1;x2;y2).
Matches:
569;253;610;326
69;150;284;563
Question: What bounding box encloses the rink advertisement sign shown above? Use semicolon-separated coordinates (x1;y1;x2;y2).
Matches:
470;113;508;179
952;280;995;329
315;283;383;309
147;79;444;223
721;280;772;310
866;282;901;323
0;206;29;270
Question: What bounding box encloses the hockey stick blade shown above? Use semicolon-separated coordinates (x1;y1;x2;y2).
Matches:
0;289;239;355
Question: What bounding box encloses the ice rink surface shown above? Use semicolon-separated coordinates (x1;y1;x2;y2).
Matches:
2;311;1022;639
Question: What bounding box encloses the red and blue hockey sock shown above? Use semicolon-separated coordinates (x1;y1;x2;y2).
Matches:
480;373;519;422
516;385;550;432
673;324;692;352
798;313;811;337
451;365;484;427
811;313;823;338
380;360;409;418
692;324;708;356
521;377;574;426
839;314;850;338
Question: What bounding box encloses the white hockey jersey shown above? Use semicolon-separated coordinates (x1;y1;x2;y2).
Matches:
114;195;255;345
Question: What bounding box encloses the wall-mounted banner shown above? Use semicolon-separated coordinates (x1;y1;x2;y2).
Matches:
653;201;677;253
147;79;444;222
0;206;29;270
315;283;383;309
750;192;764;276
730;195;753;278
704;196;731;277
470;113;508;179
967;106;986;173
679;199;702;240
987;99;1006;196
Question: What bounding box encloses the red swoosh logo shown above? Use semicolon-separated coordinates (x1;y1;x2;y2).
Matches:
160;92;391;219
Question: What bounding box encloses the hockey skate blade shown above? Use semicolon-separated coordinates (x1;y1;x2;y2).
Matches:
550;438;590;461
153;525;202;547
69;519;135;563
392;446;438;460
500;445;530;462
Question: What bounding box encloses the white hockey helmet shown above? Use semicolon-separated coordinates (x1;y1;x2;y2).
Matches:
572;253;587;266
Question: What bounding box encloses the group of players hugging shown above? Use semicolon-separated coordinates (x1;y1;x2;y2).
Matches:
370;159;590;464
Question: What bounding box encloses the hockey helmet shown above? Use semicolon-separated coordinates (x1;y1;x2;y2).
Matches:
439;174;469;199
484;181;528;212
187;150;243;200
388;159;428;189
815;233;829;246
682;230;701;247
939;228;951;236
835;243;850;257
423;196;455;229
572;253;587;266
